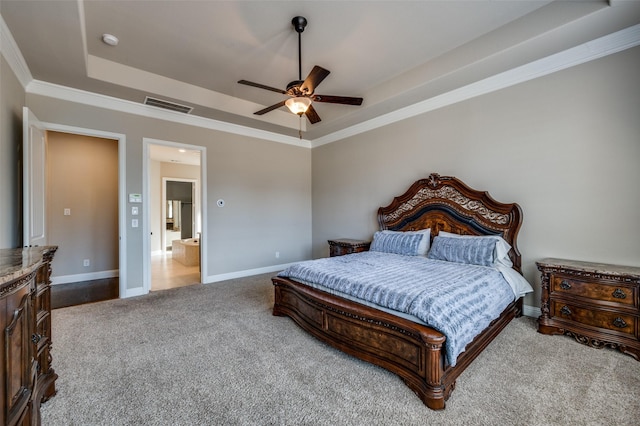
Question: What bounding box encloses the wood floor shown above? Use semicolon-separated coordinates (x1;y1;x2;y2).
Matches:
51;252;200;309
150;251;200;291
51;278;119;309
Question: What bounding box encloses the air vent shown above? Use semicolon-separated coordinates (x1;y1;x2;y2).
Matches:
144;96;193;114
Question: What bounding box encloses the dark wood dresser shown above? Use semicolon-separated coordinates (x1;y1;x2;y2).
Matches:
328;239;371;257
1;246;57;425
537;258;640;361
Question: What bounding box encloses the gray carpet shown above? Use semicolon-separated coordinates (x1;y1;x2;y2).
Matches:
41;273;640;425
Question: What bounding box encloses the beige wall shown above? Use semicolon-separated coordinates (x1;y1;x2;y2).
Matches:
312;46;640;308
0;56;25;248
25;94;312;291
47;132;119;277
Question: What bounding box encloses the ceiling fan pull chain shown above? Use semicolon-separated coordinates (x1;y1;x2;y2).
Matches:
299;115;303;140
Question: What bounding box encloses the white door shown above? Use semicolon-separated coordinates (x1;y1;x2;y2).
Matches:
23;107;47;247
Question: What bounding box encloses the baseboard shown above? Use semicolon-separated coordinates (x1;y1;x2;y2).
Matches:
204;262;297;284
522;304;541;319
51;269;119;285
122;286;147;298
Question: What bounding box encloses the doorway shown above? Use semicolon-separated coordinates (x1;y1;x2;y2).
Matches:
46;131;120;305
164;179;197;249
144;139;206;293
23;108;128;300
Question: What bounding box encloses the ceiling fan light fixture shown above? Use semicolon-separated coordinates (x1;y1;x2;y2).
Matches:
285;97;312;115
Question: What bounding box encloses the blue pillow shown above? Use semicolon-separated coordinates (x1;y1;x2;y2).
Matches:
370;230;429;256
427;235;497;266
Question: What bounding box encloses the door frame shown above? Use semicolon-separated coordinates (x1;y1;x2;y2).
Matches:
26;118;128;296
142;138;207;294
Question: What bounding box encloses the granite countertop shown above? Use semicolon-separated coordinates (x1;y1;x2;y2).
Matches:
537;257;640;278
0;246;57;286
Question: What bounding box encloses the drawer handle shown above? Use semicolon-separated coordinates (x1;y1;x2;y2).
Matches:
613;317;627;328
560;280;571;290
612;288;627;299
560;305;572;316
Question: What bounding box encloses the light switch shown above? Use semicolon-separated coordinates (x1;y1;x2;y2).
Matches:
64;208;71;216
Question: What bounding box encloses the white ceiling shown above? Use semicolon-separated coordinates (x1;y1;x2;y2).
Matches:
2;1;639;144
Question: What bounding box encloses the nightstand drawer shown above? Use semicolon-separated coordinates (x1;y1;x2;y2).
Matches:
550;300;636;338
551;276;637;308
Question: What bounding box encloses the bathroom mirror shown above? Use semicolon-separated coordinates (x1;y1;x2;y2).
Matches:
166;200;181;231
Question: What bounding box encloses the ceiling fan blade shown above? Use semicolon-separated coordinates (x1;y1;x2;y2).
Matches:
300;66;330;95
312;95;363;106
304;104;321;124
254;100;287;115
238;80;286;95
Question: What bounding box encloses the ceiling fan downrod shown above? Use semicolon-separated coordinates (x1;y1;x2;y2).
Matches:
292;16;307;81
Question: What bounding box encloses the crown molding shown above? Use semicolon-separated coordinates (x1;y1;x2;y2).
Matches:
0;14;33;88
25;80;311;148
312;23;640;148
4;10;638;150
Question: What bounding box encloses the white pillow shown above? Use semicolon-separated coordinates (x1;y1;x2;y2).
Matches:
437;231;512;267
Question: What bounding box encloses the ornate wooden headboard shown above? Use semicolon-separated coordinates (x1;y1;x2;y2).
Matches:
377;173;523;272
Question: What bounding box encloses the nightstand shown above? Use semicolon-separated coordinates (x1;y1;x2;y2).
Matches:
537;258;640;361
328;239;371;257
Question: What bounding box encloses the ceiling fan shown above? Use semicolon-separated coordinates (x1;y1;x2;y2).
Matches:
238;16;363;124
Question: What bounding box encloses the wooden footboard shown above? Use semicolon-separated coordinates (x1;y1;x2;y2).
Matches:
273;276;522;410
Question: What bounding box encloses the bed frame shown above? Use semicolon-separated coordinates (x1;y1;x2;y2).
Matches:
272;173;524;409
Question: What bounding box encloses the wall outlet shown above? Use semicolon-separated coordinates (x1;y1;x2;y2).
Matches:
83;259;90;267
275;251;280;259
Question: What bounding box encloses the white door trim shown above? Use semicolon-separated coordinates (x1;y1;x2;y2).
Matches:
142;138;207;294
39;121;128;298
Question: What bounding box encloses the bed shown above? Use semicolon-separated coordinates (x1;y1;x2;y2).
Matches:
272;173;531;409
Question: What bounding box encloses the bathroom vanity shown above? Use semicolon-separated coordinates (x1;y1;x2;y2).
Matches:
172;239;200;266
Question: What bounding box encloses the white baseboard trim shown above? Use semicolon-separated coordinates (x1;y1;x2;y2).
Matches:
122;286;147;298
522;304;541;319
204;262;297;284
51;269;119;285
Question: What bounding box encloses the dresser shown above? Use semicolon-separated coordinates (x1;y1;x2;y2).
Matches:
1;246;57;425
328;239;371;257
537;258;640;361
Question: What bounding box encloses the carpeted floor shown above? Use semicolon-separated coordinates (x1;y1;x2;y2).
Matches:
41;273;640;425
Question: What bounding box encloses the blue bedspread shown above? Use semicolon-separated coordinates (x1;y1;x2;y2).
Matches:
278;251;515;366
